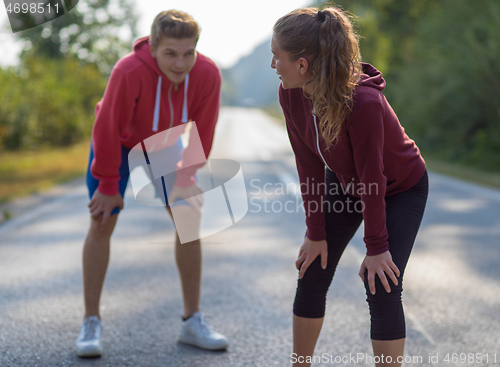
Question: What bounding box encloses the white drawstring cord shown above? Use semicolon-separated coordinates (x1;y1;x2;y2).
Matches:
182;74;189;123
152;73;189;132
152;76;162;132
313;115;352;192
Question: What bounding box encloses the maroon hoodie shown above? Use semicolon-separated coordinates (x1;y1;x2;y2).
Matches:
279;63;426;256
90;36;222;195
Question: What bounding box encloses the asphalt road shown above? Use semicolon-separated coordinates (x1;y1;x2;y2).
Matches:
0;107;499;367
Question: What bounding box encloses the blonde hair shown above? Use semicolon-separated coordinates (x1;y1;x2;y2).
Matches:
273;6;361;148
150;10;200;47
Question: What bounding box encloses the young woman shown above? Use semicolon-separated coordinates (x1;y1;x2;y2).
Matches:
271;6;428;367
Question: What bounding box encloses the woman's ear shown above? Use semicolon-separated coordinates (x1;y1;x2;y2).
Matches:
298;57;309;76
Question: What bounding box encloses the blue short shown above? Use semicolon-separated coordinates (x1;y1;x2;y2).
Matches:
86;139;185;215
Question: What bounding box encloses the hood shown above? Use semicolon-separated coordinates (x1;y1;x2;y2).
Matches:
133;36;166;78
358;63;386;91
132;36;191;131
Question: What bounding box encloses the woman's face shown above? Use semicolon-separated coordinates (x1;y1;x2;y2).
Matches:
270;35;310;89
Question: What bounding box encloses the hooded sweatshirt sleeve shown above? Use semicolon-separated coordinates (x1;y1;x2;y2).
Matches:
174;63;222;187
280;87;327;241
347;91;389;256
90;66;140;195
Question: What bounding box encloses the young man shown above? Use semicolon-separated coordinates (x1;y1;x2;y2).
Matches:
75;10;228;357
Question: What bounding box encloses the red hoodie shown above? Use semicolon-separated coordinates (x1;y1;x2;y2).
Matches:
279;63;426;256
90;36;222;196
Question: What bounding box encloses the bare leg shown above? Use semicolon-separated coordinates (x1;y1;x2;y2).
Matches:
292;315;324;367
175;235;202;318
166;207;201;319
372;338;405;367
82;214;119;319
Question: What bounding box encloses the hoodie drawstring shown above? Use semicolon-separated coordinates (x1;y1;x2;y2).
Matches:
182;74;189;123
152;74;190;132
152;76;162;132
313;115;332;172
313;115;352;193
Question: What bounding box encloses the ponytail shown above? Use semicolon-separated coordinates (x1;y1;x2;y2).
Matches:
274;6;361;148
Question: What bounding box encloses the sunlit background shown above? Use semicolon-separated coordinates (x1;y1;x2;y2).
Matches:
0;0;311;68
0;0;499;206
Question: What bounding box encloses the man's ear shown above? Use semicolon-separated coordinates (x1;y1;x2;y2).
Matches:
149;43;157;58
298;57;309;76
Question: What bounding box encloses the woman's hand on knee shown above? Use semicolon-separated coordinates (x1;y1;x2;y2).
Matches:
296;237;328;279
358;251;400;295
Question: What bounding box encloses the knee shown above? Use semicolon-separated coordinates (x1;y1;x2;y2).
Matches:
364;273;403;304
170;205;202;244
169;204;202;221
294;284;327;318
365;279;406;340
89;215;117;237
294;258;335;318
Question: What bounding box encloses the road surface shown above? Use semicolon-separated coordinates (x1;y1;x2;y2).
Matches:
0;107;499;366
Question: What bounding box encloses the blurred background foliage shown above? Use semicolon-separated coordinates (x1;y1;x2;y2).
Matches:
0;55;106;150
0;0;137;152
1;0;499;174
222;0;500;172
314;0;500;170
12;0;138;73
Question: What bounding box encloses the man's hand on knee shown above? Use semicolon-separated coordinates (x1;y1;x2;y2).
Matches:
88;190;123;230
168;183;204;210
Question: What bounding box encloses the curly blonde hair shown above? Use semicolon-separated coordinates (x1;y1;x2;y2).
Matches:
273;6;361;148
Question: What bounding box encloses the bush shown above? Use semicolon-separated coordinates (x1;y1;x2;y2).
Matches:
0;56;106;150
389;0;500;170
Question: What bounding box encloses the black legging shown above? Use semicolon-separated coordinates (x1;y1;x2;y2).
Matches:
293;169;428;340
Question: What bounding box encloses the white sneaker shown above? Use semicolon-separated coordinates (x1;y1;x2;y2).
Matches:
75;316;103;357
178;312;228;350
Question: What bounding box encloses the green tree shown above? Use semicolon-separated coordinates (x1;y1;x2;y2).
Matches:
315;0;500;170
391;0;500;169
13;0;138;74
314;0;438;74
0;0;140;151
0;56;106;150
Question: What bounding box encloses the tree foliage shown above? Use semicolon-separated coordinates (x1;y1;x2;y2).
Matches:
0;56;106;150
391;0;500;169
0;0;140;152
314;0;437;74
316;0;500;170
13;0;138;74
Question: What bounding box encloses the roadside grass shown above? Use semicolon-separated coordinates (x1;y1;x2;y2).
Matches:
0;140;90;204
424;158;500;190
0;116;499;216
258;107;500;191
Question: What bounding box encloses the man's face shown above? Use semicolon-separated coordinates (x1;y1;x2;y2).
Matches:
149;36;198;84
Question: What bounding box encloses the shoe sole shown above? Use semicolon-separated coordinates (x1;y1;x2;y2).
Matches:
178;335;228;351
76;346;103;358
